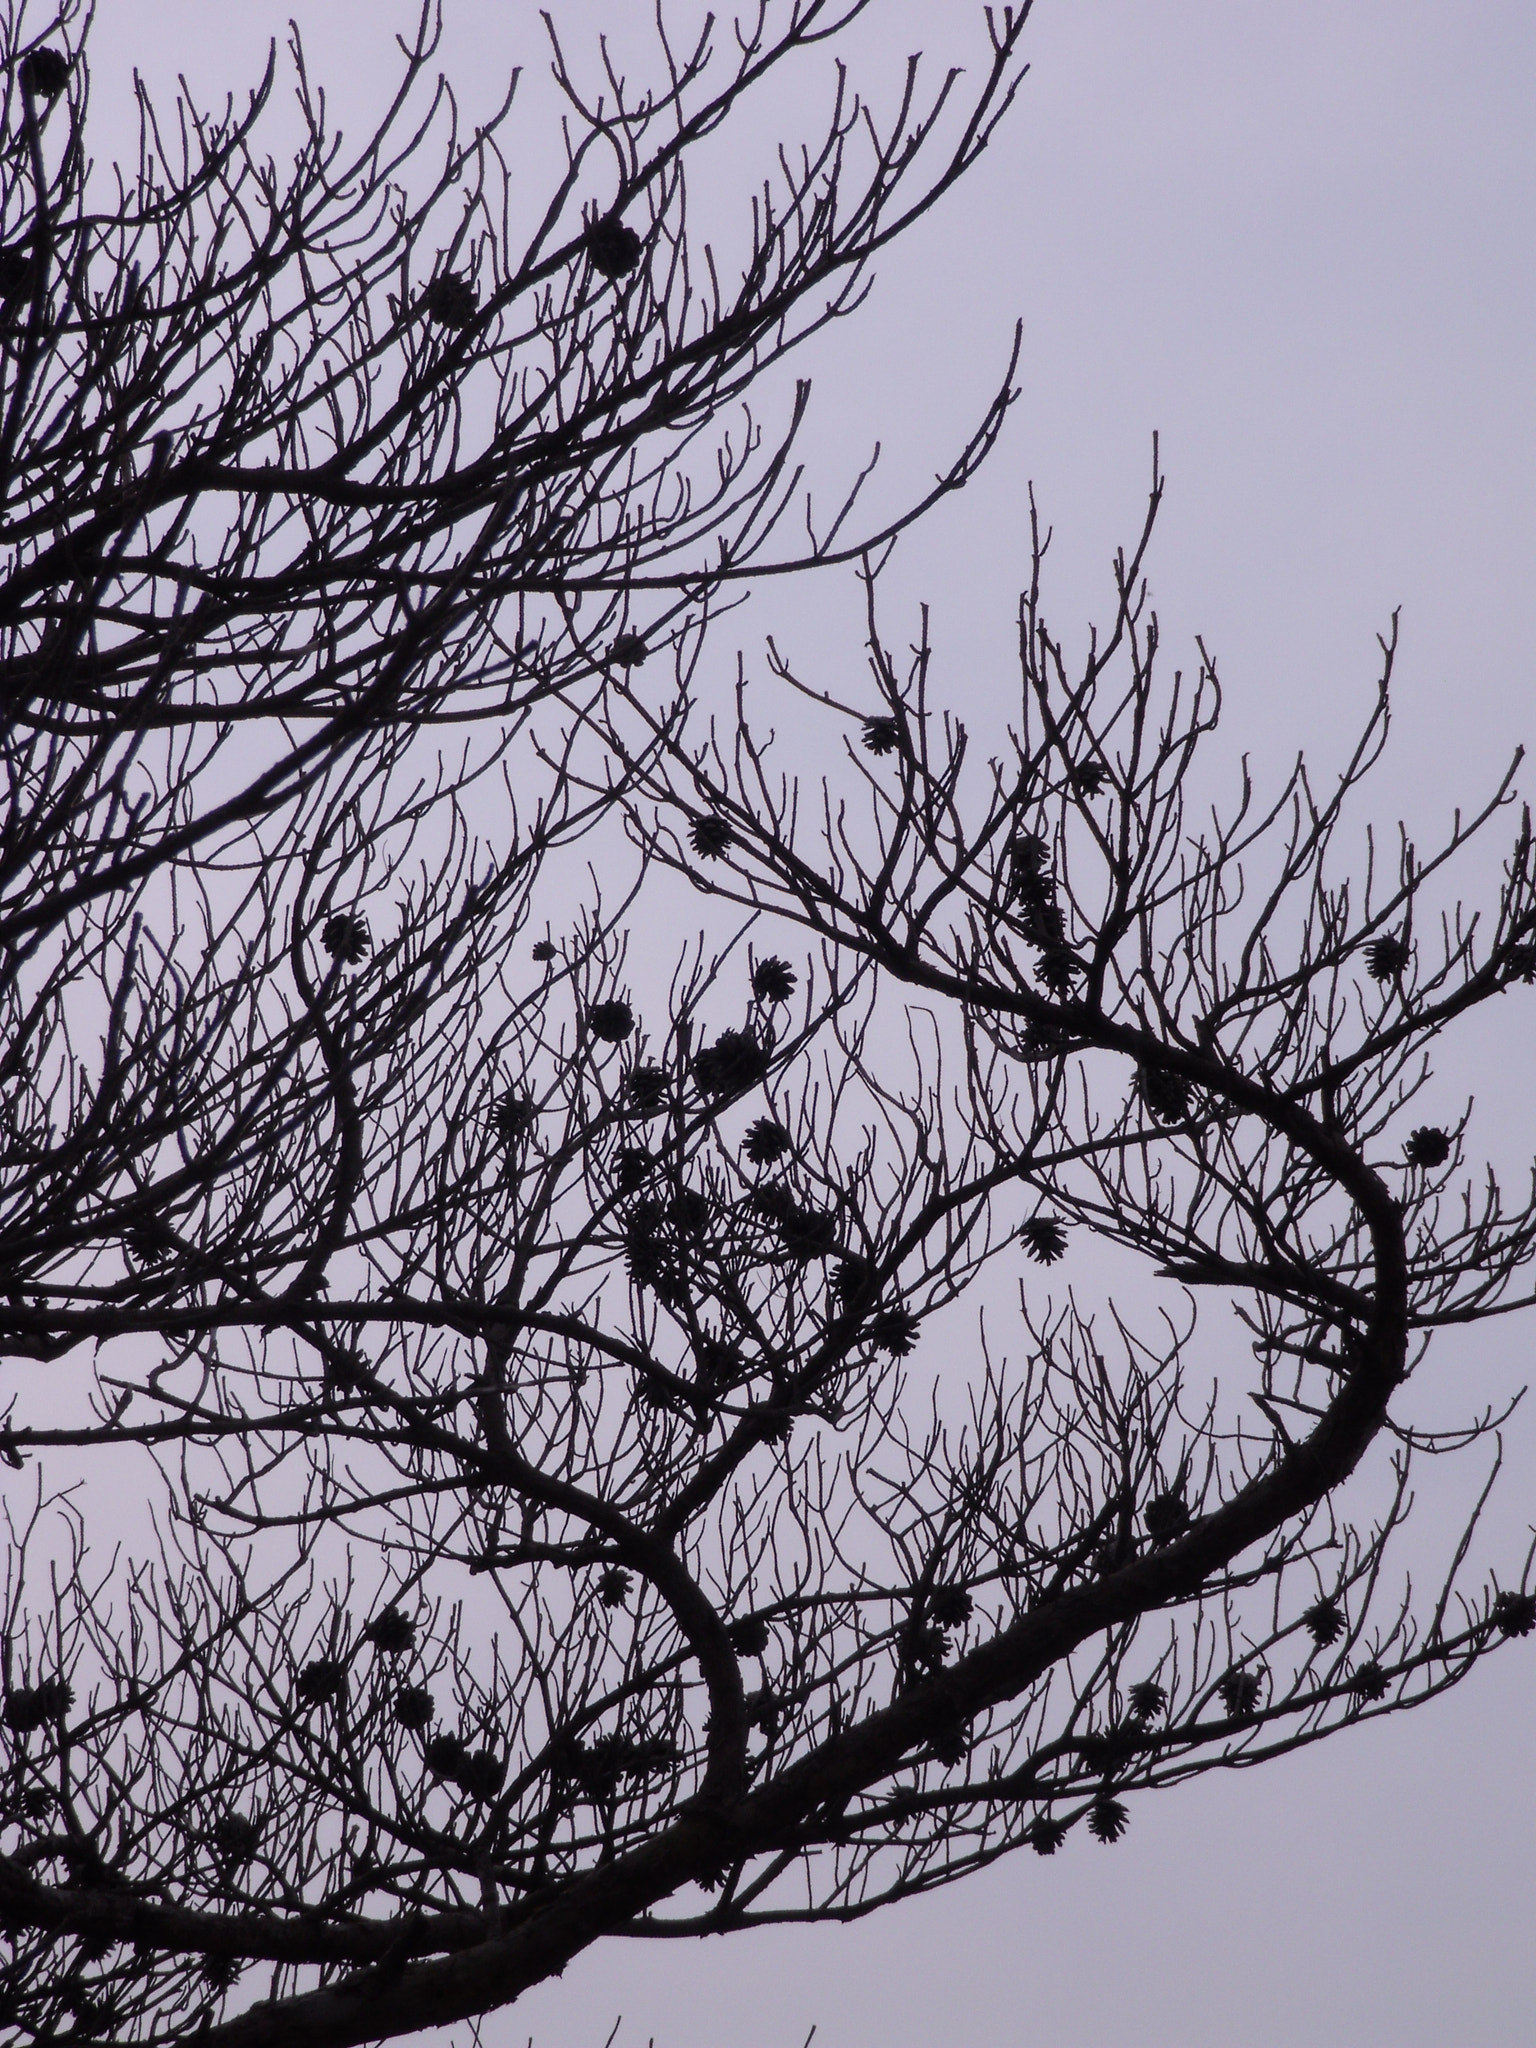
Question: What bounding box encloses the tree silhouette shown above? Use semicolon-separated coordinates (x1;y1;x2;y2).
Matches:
4;7;1535;2047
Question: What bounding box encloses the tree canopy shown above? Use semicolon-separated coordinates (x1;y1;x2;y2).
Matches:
2;7;1533;2046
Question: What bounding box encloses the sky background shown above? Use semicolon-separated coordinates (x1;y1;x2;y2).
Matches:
86;3;1536;2042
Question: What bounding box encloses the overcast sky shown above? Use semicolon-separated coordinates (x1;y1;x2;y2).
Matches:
89;4;1536;2042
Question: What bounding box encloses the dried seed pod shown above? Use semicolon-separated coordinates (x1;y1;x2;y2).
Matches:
393;1686;435;1731
609;631;648;667
458;1749;506;1801
0;244;38;300
1349;1660;1389;1702
1020;1214;1068;1265
321;911;371;965
422;271;478;329
1492;1590;1536;1638
1008;832;1049;878
1138;1064;1191;1123
727;1614;770;1657
425;1733;469;1778
531;938;557;963
1088;1794;1129;1843
585;214;643;279
19;46;70;99
832;1254;874;1303
363;1607;416;1655
1364;933;1410;981
212;1813;262;1864
494;1092;536;1145
598;1566;631;1609
1217;1669;1261;1717
294;1659;345;1706
1028;1813;1068;1855
752;956;797;1004
1143;1491;1190;1544
626;1063;669;1114
861;715;900;755
693;1028;769;1097
776;1203;837;1261
3;1678;73;1733
869;1305;921;1356
1405;1126;1451;1167
588;999;635;1043
927;1716;967;1766
929;1585;973;1628
688;814;734;859
1072;760;1109;796
743;1117;791;1164
1303;1598;1345;1646
1034;946;1082;995
614;1144;654;1191
1127;1679;1167;1723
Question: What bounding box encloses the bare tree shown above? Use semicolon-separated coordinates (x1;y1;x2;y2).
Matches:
602;443;1536;1924
4;5;1535;2047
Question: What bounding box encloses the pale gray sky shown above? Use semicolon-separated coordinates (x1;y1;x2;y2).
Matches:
87;4;1536;2042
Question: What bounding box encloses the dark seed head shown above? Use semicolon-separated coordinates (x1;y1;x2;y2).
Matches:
212;1813;262;1864
585;214;643;279
693;1027;769;1098
1217;1668;1261;1717
363;1607;416;1655
1072;760;1109;796
927;1717;968;1767
321;912;371;965
869;1305;921;1357
295;1659;345;1706
833;1254;875;1304
1405;1125;1451;1168
930;1585;973;1628
126;1214;176;1265
393;1686;435;1731
752;956;797;1004
1009;832;1049;877
458;1749;506;1801
19;47;70;99
1127;1679;1167;1723
1364;933;1410;981
861;716;900;756
614;1144;654;1191
1350;1659;1389;1702
1035;947;1082;995
1021;1214;1068;1265
1492;1590;1536;1638
1303;1598;1345;1647
1138;1064;1191;1123
689;814;734;860
531;938;557;963
744;1117;792;1165
1029;1813;1068;1855
425;1733;469;1778
609;631;648;667
727;1614;770;1657
588;999;635;1043
201;1954;242;1993
0;244;37;301
598;1566;632;1609
1143;1491;1191;1544
422;271;478;329
1088;1795;1129;1844
626;1063;668;1114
